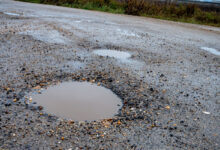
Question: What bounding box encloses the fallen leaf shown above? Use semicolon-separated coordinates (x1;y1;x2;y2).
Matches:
90;79;95;83
162;89;166;94
102;121;110;128
68;120;74;124
40;83;45;86
33;85;41;90
117;120;121;125
165;106;170;109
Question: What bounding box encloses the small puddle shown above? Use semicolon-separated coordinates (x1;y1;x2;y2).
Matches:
3;12;20;16
31;82;122;121
93;49;131;60
201;47;220;56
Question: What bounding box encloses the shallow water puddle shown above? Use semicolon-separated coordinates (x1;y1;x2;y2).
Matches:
3;12;20;16
93;49;131;60
201;47;220;56
32;82;122;121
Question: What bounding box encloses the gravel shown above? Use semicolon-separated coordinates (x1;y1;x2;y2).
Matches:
0;0;220;149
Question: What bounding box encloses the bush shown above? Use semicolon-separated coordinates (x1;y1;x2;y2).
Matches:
19;0;220;27
124;0;145;15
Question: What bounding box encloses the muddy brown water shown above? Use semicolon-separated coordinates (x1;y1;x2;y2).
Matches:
32;82;122;121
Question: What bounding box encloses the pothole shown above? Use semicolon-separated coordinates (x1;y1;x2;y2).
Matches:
93;49;131;60
31;81;122;121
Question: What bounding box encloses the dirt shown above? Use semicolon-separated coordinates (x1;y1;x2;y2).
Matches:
0;0;220;149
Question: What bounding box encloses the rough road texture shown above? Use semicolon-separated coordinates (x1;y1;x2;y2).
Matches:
0;0;220;149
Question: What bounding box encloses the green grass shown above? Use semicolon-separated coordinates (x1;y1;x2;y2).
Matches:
17;0;220;27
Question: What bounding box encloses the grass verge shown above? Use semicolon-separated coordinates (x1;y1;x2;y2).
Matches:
17;0;220;27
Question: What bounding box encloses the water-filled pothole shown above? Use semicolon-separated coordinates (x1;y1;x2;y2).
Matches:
93;49;131;59
31;82;122;121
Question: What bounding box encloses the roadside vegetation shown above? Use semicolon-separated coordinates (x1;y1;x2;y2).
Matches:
18;0;220;27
